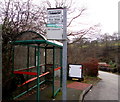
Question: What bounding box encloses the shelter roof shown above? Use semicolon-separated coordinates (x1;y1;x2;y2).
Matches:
10;40;63;47
10;31;63;48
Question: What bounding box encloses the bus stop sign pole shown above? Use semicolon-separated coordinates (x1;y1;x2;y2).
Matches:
62;7;67;101
46;7;67;100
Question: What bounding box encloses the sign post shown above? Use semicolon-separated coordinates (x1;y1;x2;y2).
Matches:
47;8;67;100
62;8;67;100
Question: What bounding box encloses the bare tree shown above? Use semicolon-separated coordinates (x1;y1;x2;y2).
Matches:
1;0;47;43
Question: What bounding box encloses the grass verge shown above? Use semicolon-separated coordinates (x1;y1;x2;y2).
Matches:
81;76;101;85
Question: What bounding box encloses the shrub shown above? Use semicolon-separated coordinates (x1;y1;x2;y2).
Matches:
82;58;99;77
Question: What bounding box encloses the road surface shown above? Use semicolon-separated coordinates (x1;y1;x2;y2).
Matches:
84;71;119;101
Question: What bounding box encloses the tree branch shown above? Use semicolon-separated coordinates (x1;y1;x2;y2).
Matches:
67;8;86;27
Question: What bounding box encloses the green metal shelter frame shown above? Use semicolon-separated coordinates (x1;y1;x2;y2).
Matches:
10;31;63;101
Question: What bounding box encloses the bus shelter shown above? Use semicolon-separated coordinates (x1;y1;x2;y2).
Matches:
10;31;63;101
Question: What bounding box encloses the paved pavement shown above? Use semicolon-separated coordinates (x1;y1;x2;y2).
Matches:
15;81;92;101
84;71;119;101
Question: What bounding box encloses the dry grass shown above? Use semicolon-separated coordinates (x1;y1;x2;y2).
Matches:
81;76;101;85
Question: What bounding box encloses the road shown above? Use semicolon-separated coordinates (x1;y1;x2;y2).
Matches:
84;71;120;101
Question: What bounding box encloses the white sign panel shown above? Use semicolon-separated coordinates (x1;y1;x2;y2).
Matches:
69;64;83;78
47;16;62;24
47;9;63;24
47;8;64;40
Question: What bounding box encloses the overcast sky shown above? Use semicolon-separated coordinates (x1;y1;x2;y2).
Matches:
1;0;119;35
80;0;119;34
39;0;119;35
64;0;119;35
